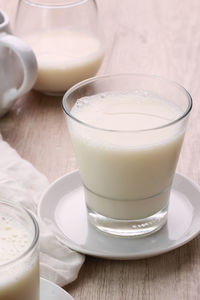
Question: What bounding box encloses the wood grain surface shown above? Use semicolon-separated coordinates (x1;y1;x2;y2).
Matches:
1;1;200;299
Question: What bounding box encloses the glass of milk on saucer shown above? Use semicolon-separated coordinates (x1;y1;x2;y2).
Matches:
62;73;192;238
0;200;39;300
14;0;104;95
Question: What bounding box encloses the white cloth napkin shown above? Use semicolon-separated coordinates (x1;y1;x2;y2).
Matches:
0;135;85;287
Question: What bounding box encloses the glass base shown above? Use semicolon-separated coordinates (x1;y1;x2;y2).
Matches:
87;206;168;237
42;91;64;96
34;88;64;96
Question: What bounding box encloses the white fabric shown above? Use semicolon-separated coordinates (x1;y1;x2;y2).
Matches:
0;135;85;286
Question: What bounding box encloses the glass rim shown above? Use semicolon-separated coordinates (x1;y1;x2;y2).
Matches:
0;200;39;269
62;73;193;133
23;0;89;9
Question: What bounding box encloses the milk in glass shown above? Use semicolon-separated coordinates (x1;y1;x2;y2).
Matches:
68;92;184;220
25;29;104;93
0;215;39;300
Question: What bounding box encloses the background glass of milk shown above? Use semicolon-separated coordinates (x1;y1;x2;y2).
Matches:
14;0;104;95
62;74;192;237
0;200;40;300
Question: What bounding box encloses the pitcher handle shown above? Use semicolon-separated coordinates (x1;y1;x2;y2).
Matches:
0;33;37;106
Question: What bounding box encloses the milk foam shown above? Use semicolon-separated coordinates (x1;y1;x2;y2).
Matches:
0;216;32;265
72;91;181;130
70;92;183;149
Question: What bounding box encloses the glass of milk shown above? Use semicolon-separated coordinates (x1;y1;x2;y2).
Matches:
0;200;40;300
62;74;192;237
14;0;104;95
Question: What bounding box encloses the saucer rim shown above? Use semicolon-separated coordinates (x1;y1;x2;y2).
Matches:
38;170;200;260
40;277;74;300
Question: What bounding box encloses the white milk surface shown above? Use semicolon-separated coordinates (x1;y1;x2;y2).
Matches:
68;92;185;219
0;216;39;300
25;29;104;92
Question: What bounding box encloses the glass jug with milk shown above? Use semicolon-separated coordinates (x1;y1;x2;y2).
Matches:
14;0;104;95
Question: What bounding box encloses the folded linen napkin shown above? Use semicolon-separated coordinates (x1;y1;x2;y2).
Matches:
0;134;85;287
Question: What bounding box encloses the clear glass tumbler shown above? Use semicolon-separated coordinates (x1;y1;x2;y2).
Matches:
62;73;192;237
0;200;40;300
14;0;104;95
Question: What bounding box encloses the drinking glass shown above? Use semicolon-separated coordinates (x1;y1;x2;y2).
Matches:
0;200;40;300
14;0;104;95
62;73;192;237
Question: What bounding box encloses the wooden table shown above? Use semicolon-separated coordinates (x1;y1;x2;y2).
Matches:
1;0;200;299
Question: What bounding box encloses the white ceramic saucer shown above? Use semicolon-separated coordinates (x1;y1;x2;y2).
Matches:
40;277;73;300
38;171;200;260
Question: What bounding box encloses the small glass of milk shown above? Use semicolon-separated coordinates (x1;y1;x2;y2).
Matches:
14;0;104;95
0;200;40;300
62;73;192;237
